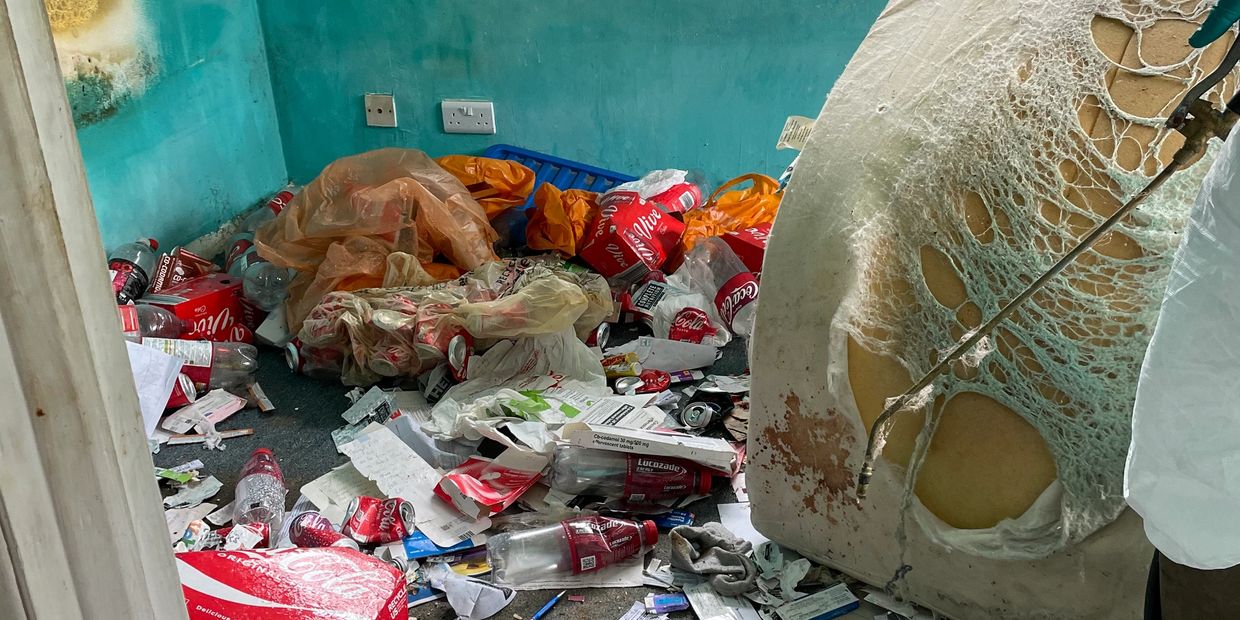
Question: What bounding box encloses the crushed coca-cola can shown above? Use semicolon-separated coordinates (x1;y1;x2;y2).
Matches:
341;496;415;545
648;182;702;214
680;401;721;430
290;511;360;550
636;369;671;394
585;322;611;348
447;332;474;382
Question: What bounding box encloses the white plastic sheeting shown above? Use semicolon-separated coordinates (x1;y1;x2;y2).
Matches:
1126;122;1240;571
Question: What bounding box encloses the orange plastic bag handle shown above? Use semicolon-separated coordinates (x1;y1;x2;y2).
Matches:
705;173;780;206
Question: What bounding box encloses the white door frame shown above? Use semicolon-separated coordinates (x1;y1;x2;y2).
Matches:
0;0;187;617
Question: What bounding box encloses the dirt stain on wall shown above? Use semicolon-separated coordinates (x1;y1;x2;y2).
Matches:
758;391;860;524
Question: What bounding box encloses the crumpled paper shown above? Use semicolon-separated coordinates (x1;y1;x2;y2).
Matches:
426;562;515;620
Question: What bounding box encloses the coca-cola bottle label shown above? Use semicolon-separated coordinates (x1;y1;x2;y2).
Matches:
714;272;759;330
561;516;643;574
668;307;717;344
623;454;700;501
117;304;140;336
109;259;148;304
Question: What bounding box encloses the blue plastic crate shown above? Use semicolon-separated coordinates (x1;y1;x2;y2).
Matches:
482;144;637;247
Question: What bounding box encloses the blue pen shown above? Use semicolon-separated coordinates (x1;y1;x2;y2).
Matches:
531;590;567;620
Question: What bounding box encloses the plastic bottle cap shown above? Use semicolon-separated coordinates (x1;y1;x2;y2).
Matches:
146;238;159;251
641;520;659;546
697;470;714;496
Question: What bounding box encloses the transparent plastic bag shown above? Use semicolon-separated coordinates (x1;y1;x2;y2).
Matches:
255;148;499;332
298;257;613;385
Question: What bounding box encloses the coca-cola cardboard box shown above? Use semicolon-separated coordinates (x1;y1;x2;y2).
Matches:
721;223;772;274
579;191;685;281
177;547;408;620
140;273;258;343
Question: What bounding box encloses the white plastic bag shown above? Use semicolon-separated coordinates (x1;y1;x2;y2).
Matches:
1125;125;1240;570
424;330;609;447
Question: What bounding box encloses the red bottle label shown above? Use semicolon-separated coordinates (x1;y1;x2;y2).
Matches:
668;307;717;344
109;259;148;304
714;272;759;330
623;454;701;501
561;517;644;574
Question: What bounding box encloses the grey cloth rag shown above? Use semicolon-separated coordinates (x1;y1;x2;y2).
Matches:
669;522;759;595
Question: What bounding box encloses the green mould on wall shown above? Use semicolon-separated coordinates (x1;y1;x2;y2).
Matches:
44;0;157;126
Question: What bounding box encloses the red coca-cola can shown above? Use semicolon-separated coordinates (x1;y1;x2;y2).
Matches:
289;511;361;550
341;496;415;545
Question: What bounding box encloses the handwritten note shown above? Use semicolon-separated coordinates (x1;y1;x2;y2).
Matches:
340;423;490;547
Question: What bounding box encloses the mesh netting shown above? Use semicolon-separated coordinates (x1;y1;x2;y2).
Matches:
43;0;99;32
842;0;1234;555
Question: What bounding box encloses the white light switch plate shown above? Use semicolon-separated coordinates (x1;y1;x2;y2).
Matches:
441;99;495;134
365;93;397;128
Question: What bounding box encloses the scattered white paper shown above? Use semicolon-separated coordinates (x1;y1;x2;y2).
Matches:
510;555;648;591
161;389;246;434
163;475;222;509
776;116;815;151
718;502;770;546
125;341;182;439
732;472;750;503
341;424;490;547
391;389;433;423
165;502;217;543
206;501;235;526
863;588;933;620
643;558;676;588
699;375;752;394
608;337;718;372
342;386;393;425
301;463;382;525
426;562;515;620
685;581;761;620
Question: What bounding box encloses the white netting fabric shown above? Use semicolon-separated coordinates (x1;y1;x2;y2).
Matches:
841;0;1235;555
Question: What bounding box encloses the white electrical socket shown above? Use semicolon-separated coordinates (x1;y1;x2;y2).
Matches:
365;93;397;128
441;100;495;134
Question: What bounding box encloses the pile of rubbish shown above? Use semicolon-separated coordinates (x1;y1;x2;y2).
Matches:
115;148;929;619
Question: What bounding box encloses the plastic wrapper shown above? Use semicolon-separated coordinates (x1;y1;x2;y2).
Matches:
679;174;781;252
1126;124;1240;570
524;184;601;256
255;148;499;331
435;155;536;219
298;257;612;386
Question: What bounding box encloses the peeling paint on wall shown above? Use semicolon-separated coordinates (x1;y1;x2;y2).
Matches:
44;0;155;125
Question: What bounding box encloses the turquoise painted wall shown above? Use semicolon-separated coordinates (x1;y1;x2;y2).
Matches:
257;1;885;187
78;0;287;251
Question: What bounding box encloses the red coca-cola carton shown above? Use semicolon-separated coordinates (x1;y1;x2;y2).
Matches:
149;247;218;294
140;273;259;343
721;223;772;274
579;191;685;281
176;547;408;620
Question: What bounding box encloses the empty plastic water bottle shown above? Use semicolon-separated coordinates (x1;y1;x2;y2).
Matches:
487;516;658;585
242;262;293;311
233;448;287;543
548;445;715;501
108;238;160;304
680;237;759;338
139;338;258;389
119;304;189;341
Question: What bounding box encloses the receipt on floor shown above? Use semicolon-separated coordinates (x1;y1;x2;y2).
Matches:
685;582;762;620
